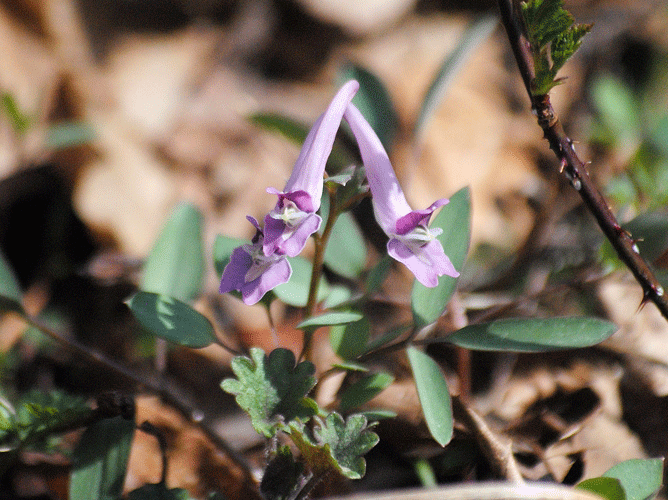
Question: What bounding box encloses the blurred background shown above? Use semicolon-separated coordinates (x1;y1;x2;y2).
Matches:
1;0;668;498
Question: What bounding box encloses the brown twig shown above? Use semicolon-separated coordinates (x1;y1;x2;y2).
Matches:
452;396;524;483
496;0;668;320
23;314;257;483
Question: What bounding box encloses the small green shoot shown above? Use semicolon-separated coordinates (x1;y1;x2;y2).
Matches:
521;0;592;95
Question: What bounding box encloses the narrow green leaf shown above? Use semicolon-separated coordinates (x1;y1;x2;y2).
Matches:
411;187;471;329
250;112;353;173
444;317;617;352
1;92;31;133
332;361;369;372
407;347;453;446
141;203;204;303
340;65;398;151
365;324;410;353
0;249;23;314
221;348;317;438
330;318;370;360
358;409;397;421
126;292;216;348
323;212;367;279
297;310;364;330
603;458;664;500
249;113;308;144
69;416;135;500
414;457;438;488
414;14;498;139
577;477;626;500
339;372;394;412
273;256;330;307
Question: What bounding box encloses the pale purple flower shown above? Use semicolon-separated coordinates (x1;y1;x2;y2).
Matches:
263;80;360;257
219;217;292;305
344;103;459;288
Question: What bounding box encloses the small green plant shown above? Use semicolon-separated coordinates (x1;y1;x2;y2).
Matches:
520;0;592;95
0;1;665;498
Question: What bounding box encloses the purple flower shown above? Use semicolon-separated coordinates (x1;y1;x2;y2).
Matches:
263;80;360;257
219;217;292;305
344;103;459;288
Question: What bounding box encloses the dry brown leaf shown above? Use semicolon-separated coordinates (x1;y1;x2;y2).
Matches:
127;395;260;500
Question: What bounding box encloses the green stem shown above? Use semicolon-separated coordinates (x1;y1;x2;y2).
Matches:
300;189;341;361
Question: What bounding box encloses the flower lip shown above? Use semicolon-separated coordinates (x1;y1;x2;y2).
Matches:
218;216;292;305
343;102;459;287
394;199;448;236
263;80;360;257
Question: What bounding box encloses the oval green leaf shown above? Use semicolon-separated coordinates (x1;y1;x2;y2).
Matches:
273;256;330;307
411;187;471;329
339;372;394;412
141;203;204;303
577;477;626;500
297;310;364;330
323;285;353;309
0;249;23;314
69;416;135;500
126;292;216;348
407;346;453;446
330;318;370;360
603;458;664;500
324;212;367;279
444;317;618;352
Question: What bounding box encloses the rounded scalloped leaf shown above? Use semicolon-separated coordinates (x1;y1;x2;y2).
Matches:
444;317;618;352
221;348;317;438
288;412;378;480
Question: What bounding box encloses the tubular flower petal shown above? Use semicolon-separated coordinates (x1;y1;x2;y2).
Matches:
344;103;459;287
263;80;360;257
219;217;292;305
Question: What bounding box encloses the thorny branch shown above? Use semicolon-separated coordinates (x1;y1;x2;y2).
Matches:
496;0;668;320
